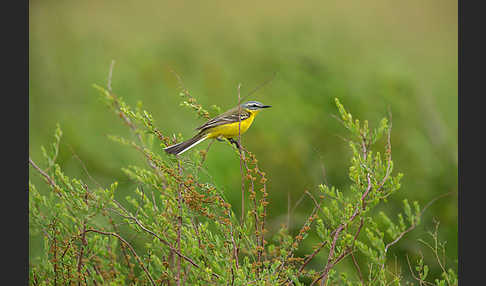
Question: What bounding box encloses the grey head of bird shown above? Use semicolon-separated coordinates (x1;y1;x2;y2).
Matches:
241;100;272;110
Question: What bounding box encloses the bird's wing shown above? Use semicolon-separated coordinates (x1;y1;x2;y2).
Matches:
196;107;251;131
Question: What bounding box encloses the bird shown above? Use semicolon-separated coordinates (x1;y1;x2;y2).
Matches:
164;100;271;155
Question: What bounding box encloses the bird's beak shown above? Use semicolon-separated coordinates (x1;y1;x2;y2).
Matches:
260;105;272;108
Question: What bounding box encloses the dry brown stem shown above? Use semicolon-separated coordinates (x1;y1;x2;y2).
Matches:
83;229;156;286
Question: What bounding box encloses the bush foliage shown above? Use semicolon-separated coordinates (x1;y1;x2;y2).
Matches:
29;72;456;285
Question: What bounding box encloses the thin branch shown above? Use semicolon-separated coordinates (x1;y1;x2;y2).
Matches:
297;241;327;274
290;190;308;215
237;83;245;223
83;229;156;286
151;189;159;212
107;60;115;93
77;219;87;285
258;170;269;271
312;116;392;285
320;160;329;186
383;192;453;255
228;212;240;270
241;149;258;252
29;157;62;197
107;215;134;282
77;185;90;286
191;218;203;250
311;156;374;286
197;139;214;174
405;254;435;286
176;158;183;286
368;191;454;285
109;199;213;276
103;61;163;176
52;222;58;286
418;220;450;285
287;192;291;230
279;200;321;275
68;144;104;190
305;191;320;211
84;266;99;286
376;117;393;194
312;223;344;286
32;271;39;286
170;68;210;120
240;72;277;103
44;134;61;173
351;252;364;284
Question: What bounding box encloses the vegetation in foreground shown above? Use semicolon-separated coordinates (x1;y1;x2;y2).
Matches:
29;67;456;285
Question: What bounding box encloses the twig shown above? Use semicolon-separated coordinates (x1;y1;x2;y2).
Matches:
239;72;277;103
191;218;203;250
237;83;245;223
311;118;392;285
237;145;269;274
366;191;454;285
417;220;451;285
29;157;62;197
197;139;214;174
257;168;268;271
297;241;327;274
151;189;159;212
311;143;374;286
92;265;104;284
305;191;320;211
77;220;87;285
384;192;452;257
351;252;364;283
279;200;321;275
68;144;104;190
287;192;291;230
239;147;259;255
290;191;308;215
32;271;39;286
312;116;393;285
60;236;76;260
312;224;344;286
77;186;90;286
375;116;393;194
107;60;115;93
44;133;61;173
170;68;210;120
405;254;435;286
320;160;329;186
110;200;203;270
103;61;163;176
83;229;156;286
84;266;99;286
228;212;240;270
107;215;134;282
52;222;58;286
176;158;183;286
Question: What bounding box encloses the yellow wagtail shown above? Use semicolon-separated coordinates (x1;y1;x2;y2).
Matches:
164;101;271;155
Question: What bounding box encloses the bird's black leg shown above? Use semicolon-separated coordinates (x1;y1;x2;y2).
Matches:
228;138;241;150
228;138;245;159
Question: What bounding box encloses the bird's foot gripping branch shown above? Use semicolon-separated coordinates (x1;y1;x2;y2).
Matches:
29;66;456;285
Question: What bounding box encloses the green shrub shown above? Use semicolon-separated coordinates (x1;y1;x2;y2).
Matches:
29;68;456;285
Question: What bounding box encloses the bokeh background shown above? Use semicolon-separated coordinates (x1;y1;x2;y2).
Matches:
29;0;457;281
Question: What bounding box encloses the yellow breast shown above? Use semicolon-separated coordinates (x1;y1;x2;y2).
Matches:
206;110;258;139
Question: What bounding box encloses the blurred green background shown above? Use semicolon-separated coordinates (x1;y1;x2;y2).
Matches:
29;0;457;280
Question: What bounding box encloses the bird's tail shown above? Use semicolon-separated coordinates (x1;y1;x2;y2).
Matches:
164;132;208;155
